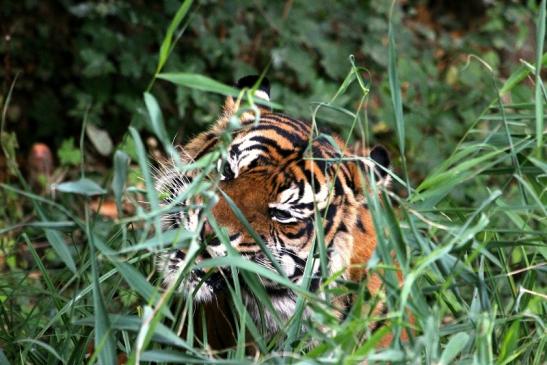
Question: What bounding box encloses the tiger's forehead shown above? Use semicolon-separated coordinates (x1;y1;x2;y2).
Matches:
229;117;339;167
233;117;308;156
225;120;333;209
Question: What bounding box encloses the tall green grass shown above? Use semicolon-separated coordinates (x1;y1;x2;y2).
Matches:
0;1;545;364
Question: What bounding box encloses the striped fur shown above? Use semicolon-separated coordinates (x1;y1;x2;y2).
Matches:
155;92;391;338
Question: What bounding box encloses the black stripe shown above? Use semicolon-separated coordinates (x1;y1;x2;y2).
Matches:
333;178;345;196
241;143;271;155
339;164;354;192
323;204;338;237
284;221;313;239
266;286;292;297
289;266;304;280
302;164;322;194
249;136;295;157
261;114;310;134
250;124;307;148
356;217;366;232
237;242;260;249
292;202;314;210
286;249;306;268
247;156;270;169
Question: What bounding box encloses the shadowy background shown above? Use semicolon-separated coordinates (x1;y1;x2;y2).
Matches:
1;0;537;184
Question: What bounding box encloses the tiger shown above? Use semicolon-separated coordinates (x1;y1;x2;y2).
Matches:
155;75;392;342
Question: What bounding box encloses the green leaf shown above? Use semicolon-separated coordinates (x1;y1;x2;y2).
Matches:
57;138;82;167
76;314;198;353
439;332;469;365
352;326;392;358
128;127;164;245
0;349;10;365
0;221;76;235
155;0;194;74
157;72;282;109
498;321;520;364
416;148;505;193
113;261;174;321
54;178;106;196
140;350;244;364
144;92;169;145
195;256;309;296
117;229;192;253
366;349;405;362
140;350;206;364
86;123;113;156
87;219;117;364
16;339;66;365
387;4;410;193
158;73;239;96
534;0;546;156
93;234;175;321
44;229;77;274
112;150;130;214
499;53;547;95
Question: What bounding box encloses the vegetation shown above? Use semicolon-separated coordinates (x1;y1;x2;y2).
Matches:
1;0;545;364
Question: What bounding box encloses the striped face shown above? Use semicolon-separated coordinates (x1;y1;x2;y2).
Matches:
155;86;390;332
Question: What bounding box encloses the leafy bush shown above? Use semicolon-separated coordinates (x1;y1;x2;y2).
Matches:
0;1;537;181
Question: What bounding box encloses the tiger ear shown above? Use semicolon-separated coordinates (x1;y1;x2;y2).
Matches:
348;144;391;195
236;75;271;101
217;75;271;131
369;145;390;179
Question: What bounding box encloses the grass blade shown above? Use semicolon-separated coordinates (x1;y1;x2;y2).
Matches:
158;73;238;96
43;229;77;274
388;2;410;194
112;150;130;215
144;92;169;145
0;350;10;365
438;332;469;365
534;0;546;156
53;178;106;196
85;206;117;364
155;0;193;75
16;339;65;365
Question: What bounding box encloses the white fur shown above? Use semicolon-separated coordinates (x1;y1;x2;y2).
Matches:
254;90;269;101
243;291;304;335
281;254;296;277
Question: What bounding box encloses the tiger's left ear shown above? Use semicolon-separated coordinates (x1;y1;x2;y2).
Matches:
369;145;390;179
347;144;391;195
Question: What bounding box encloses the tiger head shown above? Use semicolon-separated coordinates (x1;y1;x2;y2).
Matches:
155;76;390;332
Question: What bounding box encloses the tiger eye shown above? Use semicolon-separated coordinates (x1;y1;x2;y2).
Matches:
270;207;292;221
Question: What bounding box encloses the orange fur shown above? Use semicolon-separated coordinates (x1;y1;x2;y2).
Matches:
158;94;406;349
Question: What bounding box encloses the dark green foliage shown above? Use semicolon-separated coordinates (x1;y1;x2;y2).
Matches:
0;1;536;183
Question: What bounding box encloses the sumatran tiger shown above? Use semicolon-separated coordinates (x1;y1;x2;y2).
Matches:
155;75;393;347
